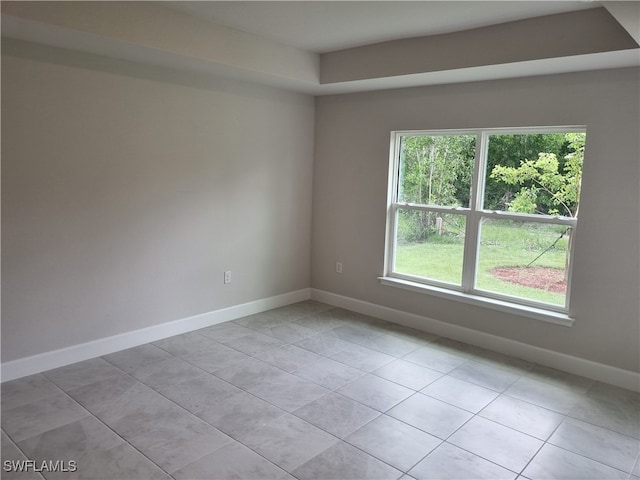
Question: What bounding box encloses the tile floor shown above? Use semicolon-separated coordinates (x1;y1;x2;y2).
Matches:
2;300;639;480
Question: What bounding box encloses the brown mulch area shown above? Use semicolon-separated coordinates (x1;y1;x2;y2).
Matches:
490;266;567;294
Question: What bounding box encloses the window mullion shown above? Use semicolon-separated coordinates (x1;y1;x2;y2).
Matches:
461;131;487;293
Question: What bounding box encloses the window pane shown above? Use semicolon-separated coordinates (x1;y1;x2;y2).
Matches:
475;218;572;306
394;209;466;285
398;134;475;207
484;132;585;217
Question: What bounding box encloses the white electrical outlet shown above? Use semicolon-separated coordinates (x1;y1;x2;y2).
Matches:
336;262;342;274
224;271;232;284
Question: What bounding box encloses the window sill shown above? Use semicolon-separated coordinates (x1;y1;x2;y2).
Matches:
378;276;574;327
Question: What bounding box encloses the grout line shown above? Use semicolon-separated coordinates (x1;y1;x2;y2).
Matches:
7;373;175;479
1;428;48;480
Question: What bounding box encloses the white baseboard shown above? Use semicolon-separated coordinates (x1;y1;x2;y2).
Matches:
1;289;311;383
6;286;638;392
311;288;640;392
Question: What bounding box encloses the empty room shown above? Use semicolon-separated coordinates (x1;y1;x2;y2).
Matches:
2;1;639;479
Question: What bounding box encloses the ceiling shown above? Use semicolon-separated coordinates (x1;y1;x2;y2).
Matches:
164;1;600;53
1;1;638;95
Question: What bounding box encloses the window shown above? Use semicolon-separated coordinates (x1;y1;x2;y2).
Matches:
383;127;586;319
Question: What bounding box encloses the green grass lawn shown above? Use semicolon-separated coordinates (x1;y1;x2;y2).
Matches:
395;220;568;306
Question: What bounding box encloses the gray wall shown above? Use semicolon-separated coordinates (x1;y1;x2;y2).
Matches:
2;46;315;362
312;68;640;372
3;40;639;375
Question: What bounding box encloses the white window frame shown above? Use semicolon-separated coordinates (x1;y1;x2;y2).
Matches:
381;126;586;326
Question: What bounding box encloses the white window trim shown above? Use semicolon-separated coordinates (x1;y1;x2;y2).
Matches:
382;126;586;326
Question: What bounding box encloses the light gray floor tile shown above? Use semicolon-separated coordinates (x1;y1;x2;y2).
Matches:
42;358;124;391
448;416;543;472
505;376;583;414
235;301;331;329
329;308;380;325
2;390;89;443
197;391;286;439
421;375;499;413
196;322;255;342
294;332;355;356
173;441;290;480
569;383;640;439
449;360;520;392
233;311;292;330
213;357;287;390
363;332;423;357
429;338;473;357
180;342;250;372
1;431;46;480
152;332;217;357
129;356;206;390
253;344;323;372
91;382;185;440
248;373;330;412
46;443;171;480
293;309;350;332
293;392;380;438
222;331;285;355
292;441;402;480
355;315;399;333
548;418;640;473
387;393;472;439
409;442;517;480
279;300;334;317
330;344;396;372
17;416;122;465
381;324;439;346
257;322;318;342
403;345;468;373
102;343;173;374
66;373;142;413
315;308;367;325
373;359;442;391
241;414;338;472
329;324;383;345
338;374;413;412
525;364;595;392
4;305;635;480
465;346;534;374
284;300;336;319
293;357;365;390
587;382;640;404
346;414;441;472
1;374;62;412
128;412;232;473
479;394;565;440
158;374;241;414
523;443;628;480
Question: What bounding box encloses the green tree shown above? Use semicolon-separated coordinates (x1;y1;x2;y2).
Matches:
489;132;585;280
398;135;474;241
489;132;585;217
399;135;475;206
484;133;568;211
